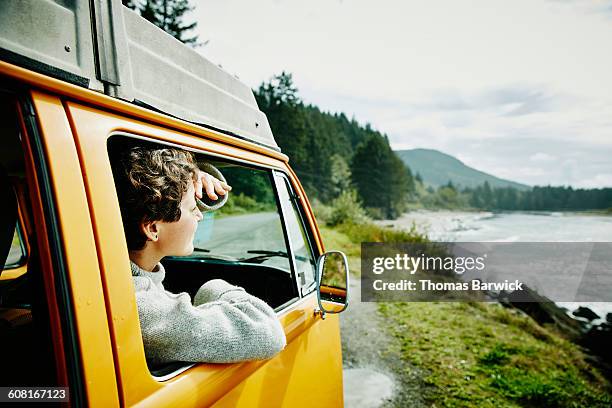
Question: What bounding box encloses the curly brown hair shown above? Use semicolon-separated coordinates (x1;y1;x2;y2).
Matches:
115;146;199;250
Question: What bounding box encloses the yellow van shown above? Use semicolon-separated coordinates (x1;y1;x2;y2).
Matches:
0;1;349;406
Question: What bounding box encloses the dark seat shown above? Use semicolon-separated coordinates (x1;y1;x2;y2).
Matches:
0;166;36;385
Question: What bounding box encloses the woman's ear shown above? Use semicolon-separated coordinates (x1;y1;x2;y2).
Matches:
141;222;160;242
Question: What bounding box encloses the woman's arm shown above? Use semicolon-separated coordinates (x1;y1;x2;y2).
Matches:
193;279;251;305
133;277;286;364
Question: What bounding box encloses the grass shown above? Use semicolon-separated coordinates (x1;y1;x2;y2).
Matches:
380;302;611;407
319;224;361;276
319;220;612;408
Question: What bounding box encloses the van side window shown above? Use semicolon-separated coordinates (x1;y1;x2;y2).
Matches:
274;173;317;296
5;224;26;268
107;137;300;311
162;159;300;309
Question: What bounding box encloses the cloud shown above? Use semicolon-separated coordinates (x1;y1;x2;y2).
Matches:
579;174;612;188
547;0;612;17
307;84;570;131
389;118;612;187
494;89;557;117
530;152;557;162
195;0;612;188
421;85;565;117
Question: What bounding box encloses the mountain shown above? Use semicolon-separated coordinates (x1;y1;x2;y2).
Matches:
396;148;530;191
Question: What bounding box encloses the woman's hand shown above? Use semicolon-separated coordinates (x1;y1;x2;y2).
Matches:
195;170;232;201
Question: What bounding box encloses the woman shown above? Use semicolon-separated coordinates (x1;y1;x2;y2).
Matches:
114;146;286;365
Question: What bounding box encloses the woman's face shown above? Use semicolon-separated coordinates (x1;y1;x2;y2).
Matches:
156;181;203;256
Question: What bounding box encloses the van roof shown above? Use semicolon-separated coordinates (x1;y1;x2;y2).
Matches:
0;0;278;151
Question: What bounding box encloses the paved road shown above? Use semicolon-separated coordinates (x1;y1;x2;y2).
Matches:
6;243;23;266
194;212;286;255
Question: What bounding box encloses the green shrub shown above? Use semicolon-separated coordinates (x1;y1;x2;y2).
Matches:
490;369;612;408
311;198;333;225
337;220;428;244
327;190;369;226
364;206;385;220
215;192;274;217
479;343;517;366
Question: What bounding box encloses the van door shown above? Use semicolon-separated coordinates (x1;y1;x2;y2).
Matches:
63;99;344;406
1;89;119;407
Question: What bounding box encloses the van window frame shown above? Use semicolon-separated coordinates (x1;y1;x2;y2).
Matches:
272;171;319;297
11;92;84;402
108;132;306;305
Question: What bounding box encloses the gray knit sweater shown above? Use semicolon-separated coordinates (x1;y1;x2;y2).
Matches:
130;261;287;364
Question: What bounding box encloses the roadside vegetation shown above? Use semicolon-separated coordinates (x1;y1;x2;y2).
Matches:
317;197;612;407
380;301;612;407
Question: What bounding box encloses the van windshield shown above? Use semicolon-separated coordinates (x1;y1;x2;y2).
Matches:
191;164;291;272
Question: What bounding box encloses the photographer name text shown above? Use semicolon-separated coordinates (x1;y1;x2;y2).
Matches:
372;279;524;292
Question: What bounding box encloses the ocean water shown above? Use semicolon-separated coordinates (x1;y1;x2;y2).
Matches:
378;210;612;321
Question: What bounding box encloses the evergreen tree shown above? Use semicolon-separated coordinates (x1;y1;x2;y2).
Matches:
470;185;483;208
463;183;612;211
405;165;416;196
482;181;493;209
255;74;308;165
255;72;358;202
387;153;410;216
255;73;312;191
415;172;423;185
350;136;386;209
330;154;352;198
351;136;409;218
122;0;138;9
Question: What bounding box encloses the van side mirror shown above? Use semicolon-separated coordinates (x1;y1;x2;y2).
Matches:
315;251;349;319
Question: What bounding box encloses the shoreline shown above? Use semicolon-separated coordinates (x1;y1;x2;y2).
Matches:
377;209;612;317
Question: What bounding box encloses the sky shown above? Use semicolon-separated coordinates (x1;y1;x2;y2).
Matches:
192;0;612;188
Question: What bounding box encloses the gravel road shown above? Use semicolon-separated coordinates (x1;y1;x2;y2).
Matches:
341;275;430;407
